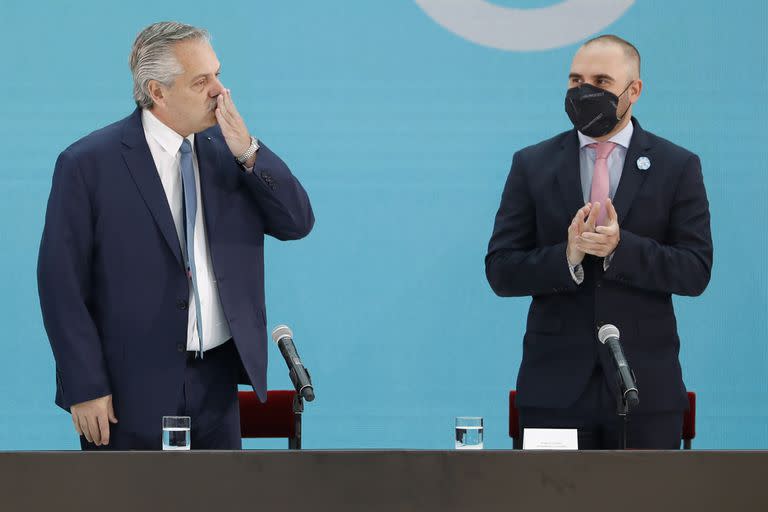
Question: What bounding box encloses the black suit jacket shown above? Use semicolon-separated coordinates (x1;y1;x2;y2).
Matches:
485;118;712;413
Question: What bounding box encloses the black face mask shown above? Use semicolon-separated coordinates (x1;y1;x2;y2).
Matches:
564;82;632;138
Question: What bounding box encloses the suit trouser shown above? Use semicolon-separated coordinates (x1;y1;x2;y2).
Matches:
519;364;684;449
81;340;242;451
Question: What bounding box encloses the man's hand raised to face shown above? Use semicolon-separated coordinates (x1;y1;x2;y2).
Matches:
214;88;256;167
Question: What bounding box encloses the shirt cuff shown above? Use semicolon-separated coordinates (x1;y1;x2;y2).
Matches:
567;259;584;285
603;252;615;271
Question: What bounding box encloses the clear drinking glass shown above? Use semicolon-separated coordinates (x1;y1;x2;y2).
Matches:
455;416;484;449
162;416;191;451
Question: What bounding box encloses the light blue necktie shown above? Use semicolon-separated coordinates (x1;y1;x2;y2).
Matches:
179;139;204;358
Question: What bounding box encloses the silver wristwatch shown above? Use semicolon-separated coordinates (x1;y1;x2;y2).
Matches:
236;136;260;165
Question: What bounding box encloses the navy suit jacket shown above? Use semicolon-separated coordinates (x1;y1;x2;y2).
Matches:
38;108;314;433
486;119;712;413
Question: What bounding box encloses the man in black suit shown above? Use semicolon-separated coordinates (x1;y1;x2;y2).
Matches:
485;35;712;449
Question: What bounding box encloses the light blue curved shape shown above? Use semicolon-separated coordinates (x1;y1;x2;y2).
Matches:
415;0;635;51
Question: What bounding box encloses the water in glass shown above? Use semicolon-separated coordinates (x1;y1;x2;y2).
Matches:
455;424;484;449
163;427;190;450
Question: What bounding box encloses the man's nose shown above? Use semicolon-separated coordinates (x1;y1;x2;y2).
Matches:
210;77;225;98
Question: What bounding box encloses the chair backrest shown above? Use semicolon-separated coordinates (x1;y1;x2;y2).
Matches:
509;390;697;449
682;391;696;448
509;391;521;449
239;390;301;448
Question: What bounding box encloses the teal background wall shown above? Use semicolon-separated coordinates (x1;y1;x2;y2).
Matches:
0;0;765;449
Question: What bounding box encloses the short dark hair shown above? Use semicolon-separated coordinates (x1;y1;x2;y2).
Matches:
583;34;641;79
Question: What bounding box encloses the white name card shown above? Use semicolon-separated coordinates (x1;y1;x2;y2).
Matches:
522;428;578;450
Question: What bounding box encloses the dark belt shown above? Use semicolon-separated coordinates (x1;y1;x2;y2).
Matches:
186;339;234;362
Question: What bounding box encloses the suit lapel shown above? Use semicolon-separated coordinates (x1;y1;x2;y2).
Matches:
195;132;222;236
121;109;184;268
613;118;653;224
555;130;586;218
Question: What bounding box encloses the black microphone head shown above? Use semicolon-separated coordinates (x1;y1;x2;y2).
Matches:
302;387;315;402
597;324;620;344
272;324;293;344
625;389;639;407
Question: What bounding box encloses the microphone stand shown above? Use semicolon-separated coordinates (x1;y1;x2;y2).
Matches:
288;366;311;450
291;390;303;450
616;386;629;450
614;370;637;450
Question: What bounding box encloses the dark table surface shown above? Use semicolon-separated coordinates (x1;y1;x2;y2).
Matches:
1;450;766;512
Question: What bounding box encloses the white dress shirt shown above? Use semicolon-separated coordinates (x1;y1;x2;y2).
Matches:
141;109;231;352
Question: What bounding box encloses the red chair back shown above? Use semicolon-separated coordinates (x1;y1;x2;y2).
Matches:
682;391;696;449
509;390;521;449
239;390;299;444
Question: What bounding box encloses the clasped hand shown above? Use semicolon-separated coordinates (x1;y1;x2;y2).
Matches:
566;199;620;266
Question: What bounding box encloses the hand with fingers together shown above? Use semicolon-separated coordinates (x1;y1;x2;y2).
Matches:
214;88;257;167
577;199;620;258
567;201;600;266
70;394;118;447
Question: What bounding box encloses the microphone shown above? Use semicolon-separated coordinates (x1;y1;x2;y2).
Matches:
271;325;315;402
597;324;639;408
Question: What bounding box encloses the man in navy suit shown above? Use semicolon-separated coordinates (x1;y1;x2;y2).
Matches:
485;35;712;449
37;22;314;450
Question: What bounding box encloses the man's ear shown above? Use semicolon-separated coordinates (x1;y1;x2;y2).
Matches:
629;79;643;104
148;80;165;107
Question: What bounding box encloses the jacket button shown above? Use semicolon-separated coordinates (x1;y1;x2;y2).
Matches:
177;344;185;352
177;299;188;310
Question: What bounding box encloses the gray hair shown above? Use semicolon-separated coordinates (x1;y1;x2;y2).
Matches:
129;22;210;109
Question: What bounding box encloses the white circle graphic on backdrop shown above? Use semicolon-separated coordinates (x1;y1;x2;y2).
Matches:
414;0;635;51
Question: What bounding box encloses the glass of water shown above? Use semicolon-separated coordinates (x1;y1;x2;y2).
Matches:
455;416;484;449
162;416;191;451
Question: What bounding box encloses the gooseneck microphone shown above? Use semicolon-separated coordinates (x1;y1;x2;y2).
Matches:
272;325;315;402
597;324;639;407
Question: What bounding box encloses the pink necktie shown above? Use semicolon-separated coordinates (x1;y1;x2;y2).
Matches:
588;142;616;226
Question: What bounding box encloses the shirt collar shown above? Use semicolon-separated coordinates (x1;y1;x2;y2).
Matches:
577;118;634;150
141;109;195;156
